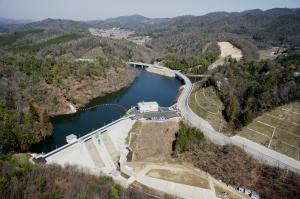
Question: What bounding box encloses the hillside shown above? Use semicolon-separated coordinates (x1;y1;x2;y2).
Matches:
139;8;300;61
0;154;164;199
0;27;157;152
207;48;300;129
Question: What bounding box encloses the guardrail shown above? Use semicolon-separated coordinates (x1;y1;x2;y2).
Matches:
41;116;130;159
175;66;300;174
128;61;300;174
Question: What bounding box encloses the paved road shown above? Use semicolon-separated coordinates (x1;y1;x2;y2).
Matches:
174;68;300;174
134;164;218;199
130;62;300;174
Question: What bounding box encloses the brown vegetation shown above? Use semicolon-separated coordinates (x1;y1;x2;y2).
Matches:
0;154;160;199
173;125;300;199
132;120;179;162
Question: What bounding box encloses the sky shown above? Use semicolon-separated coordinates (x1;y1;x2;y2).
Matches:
0;0;300;21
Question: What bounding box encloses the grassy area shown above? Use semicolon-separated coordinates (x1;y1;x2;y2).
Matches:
189;86;300;160
188;86;227;133
0;29;44;47
238;101;300;160
11;33;81;53
127;121;142;149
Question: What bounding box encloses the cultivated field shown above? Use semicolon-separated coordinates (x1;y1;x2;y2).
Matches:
189;87;300;160
238;101;300;160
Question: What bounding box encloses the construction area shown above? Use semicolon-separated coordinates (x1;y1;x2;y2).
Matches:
126;119;248;199
189;86;300;161
209;42;243;70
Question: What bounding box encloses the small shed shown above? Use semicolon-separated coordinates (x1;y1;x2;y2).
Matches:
66;134;78;144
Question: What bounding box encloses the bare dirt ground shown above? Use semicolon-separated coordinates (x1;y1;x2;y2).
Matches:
218;42;243;61
209;42;242;70
132;119;180;162
258;47;279;60
146;169;210;188
214;184;247;199
127;120;247;199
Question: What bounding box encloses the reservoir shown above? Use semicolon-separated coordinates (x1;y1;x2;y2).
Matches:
31;68;182;153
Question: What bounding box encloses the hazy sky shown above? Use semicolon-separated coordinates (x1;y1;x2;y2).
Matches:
0;0;300;21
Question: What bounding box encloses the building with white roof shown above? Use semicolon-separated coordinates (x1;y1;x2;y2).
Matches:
66;134;78;144
137;101;159;113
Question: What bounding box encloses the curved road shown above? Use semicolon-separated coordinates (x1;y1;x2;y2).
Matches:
129;61;300;174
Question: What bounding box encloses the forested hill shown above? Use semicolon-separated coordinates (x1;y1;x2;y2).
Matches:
0;25;155;152
0;7;300;152
2;8;299;60
140;8;300;60
208;49;300;129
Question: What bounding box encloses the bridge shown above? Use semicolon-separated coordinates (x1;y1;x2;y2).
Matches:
128;61;176;77
34;61;300;178
78;103;128;112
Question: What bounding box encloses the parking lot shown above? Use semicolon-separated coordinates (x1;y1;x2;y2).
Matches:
130;107;179;121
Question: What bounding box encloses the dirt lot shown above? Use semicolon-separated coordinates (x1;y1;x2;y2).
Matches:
218;42;243;61
146;169;209;188
132;119;180;162
214;184;246;199
258;47;278;60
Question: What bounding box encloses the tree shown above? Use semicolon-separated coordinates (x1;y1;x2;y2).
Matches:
108;187;120;199
42;110;52;132
29;102;39;122
226;97;240;123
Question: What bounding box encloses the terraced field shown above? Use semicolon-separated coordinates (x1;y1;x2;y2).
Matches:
189;87;300;160
188;86;228;133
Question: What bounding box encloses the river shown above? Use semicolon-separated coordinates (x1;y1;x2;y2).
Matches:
30;68;182;153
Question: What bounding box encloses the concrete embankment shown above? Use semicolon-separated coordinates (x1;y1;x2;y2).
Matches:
146;65;175;77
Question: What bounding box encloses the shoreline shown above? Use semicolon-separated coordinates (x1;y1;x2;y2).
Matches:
48;66;137;117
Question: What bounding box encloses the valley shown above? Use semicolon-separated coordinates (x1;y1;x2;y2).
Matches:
0;6;300;199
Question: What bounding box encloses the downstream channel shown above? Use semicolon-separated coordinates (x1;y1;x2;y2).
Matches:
31;68;182;153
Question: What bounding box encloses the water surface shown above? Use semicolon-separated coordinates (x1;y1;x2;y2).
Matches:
31;68;182;153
